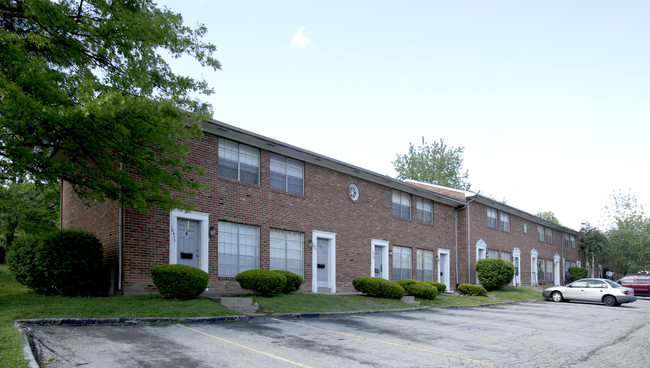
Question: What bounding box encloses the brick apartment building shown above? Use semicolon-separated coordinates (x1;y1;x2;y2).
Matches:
61;119;585;295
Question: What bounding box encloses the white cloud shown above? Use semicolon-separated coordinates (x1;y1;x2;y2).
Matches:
533;126;577;143
291;27;310;48
501;130;517;145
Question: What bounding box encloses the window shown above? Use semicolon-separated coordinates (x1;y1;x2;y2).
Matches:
218;138;260;185
487;207;498;228
570;235;576;249
416;198;433;224
500;212;510;232
392;246;412;281
545;228;553;244
487;249;499;259
416;249;434;281
545;259;554;282
501;251;511;262
563;234;570;247
392;190;411;219
218;222;260;277
270;154;304;195
270;229;304;277
537;225;544;242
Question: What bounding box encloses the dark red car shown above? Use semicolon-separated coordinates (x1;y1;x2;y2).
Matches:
617;274;650;296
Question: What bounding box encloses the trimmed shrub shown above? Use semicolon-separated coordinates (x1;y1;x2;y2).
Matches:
404;282;438;300
458;284;487;296
569;267;589;282
396;278;419;290
236;269;286;297
423;281;446;293
476;258;515;291
352;276;404;299
150;264;209;300
272;270;303;294
9;230;103;296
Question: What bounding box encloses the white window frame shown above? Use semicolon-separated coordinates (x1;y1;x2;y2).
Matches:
392;246;412;281
487;207;498;228
416;198;433;224
217;221;260;277
392;190;411;219
218;138;260;185
416;249;434;281
270;154;304;195
537;225;544;242
500;212;510;232
270;229;304;277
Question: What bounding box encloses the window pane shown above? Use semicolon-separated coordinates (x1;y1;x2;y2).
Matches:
269;229;304;277
218;222;260;277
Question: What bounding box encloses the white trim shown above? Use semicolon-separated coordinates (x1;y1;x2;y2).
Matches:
530;249;538;286
438;248;452;292
553;254;561;286
512;247;521;286
169;210;210;274
371;239;390;280
475;239;487;283
312;230;337;293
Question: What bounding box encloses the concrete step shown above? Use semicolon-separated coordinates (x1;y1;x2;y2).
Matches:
213;297;259;315
400;296;420;306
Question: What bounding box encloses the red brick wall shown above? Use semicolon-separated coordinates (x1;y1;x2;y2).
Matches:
114;132;459;294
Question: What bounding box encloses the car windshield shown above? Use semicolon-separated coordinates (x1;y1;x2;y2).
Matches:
605;280;621;288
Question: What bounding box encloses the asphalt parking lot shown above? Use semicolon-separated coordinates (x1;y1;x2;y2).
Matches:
26;298;650;367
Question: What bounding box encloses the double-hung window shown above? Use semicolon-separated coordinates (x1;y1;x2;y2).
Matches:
218;138;260;185
416;249;434;281
487;249;499;259
545;228;553;244
392;246;412;281
270;154;304;195
537;225;544;242
487;207;498;229
501;251;511;262
563;234;570;247
570;235;576;248
270;229;304;277
218;222;260;277
392;190;411;219
416;198;433;224
500;212;510;232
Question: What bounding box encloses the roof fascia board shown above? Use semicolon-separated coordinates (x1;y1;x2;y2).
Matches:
202;120;464;207
468;194;578;234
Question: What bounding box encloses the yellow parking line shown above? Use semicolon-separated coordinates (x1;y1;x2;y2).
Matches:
356;316;549;349
177;324;314;368
272;318;493;366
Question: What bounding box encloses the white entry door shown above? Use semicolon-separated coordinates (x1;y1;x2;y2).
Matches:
438;249;451;292
316;238;329;288
177;219;200;269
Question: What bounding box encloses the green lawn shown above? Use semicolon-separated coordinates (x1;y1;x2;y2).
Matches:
0;265;543;368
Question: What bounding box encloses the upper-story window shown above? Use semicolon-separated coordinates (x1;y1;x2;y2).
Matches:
563;234;570;247
545;228;553;244
270;154;304;195
392;190;411;219
487;207;498;229
416;198;433;224
570;235;576;248
537;225;544;242
500;212;510;232
218;138;260;185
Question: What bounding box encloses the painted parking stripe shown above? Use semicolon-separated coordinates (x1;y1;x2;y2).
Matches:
177;324;314;368
355;316;550;349
271;318;493;366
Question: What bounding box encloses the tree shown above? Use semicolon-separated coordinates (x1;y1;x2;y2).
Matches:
578;223;606;277
536;211;560;224
393;137;471;190
1;0;221;211
0;179;59;257
600;191;650;276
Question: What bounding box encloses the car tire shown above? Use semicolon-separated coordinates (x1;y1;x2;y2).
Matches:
603;295;617;307
551;291;563;302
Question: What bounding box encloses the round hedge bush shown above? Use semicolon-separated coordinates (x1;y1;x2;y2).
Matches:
423;281;446;293
476;258;514;291
9;230;104;296
404;282;438;300
236;269;286;297
352;276;404;299
272;270;303;294
151;264;209;300
458;284;487;296
396;278;419;290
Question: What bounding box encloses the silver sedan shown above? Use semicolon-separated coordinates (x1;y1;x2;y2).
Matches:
542;278;636;306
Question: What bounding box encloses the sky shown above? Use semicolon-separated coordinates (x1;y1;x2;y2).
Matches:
158;0;650;231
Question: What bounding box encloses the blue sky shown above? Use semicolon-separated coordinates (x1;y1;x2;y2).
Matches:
159;0;650;230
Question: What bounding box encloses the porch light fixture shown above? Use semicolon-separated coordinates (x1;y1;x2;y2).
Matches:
209;226;216;236
308;240;313;248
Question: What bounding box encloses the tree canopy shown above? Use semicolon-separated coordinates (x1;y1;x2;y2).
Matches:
393;137;471;190
536;211;560;224
0;0;221;210
578;222;607;277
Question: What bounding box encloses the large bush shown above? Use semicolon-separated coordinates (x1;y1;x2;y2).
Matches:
271;270;303;294
568;266;589;282
150;264;209;300
476;258;514;291
396;278;419;290
458;284;487;296
8;230;103;296
423;281;446;293
236;269;286;297
404;282;438;300
352;276;404;299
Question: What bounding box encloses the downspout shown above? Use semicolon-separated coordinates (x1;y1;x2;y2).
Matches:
118;163;123;293
454;210;459;290
455;196;478;286
465;197;478;283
